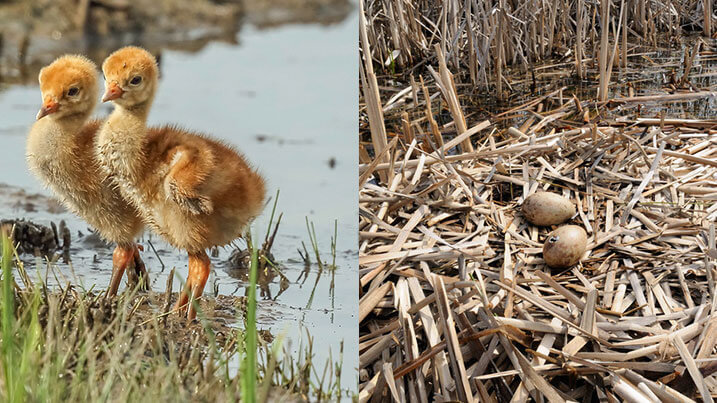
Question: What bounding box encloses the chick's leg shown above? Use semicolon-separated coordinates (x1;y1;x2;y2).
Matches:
174;250;211;320
127;244;149;291
187;251;211;320
107;245;134;297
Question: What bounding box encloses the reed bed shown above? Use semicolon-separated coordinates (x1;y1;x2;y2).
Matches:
361;0;715;94
359;2;717;399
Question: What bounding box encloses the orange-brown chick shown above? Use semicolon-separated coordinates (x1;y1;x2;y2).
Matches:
25;55;149;295
96;46;266;320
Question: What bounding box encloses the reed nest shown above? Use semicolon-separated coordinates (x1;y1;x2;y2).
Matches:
359;2;717;400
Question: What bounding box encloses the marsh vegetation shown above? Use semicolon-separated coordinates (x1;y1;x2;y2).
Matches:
359;0;717;401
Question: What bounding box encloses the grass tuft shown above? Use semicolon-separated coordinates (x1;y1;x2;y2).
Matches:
0;225;352;401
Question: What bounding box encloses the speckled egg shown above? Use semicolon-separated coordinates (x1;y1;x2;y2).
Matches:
522;192;575;226
543;225;587;269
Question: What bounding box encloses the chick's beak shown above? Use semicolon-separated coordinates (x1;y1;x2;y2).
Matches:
36;100;59;120
102;82;124;102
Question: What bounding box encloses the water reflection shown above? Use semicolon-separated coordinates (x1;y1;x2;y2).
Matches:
0;0;352;87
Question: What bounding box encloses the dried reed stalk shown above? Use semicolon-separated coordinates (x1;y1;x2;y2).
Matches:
362;0;712;96
360;1;389;182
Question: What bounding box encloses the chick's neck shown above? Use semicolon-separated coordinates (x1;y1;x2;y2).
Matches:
105;79;156;139
49;109;94;136
105;98;151;146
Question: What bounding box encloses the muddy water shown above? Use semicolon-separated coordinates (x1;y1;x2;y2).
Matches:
0;17;358;390
451;38;717;130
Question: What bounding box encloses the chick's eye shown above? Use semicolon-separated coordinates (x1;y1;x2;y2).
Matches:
130;76;142;85
67;87;79;96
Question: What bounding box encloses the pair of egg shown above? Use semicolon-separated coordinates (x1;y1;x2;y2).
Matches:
521;192;586;269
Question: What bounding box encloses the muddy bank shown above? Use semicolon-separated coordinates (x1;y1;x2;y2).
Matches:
243;0;353;28
28;287;260;348
0;179;335;347
0;0;241;86
0;182;64;214
0;0;352;86
3;280;318;401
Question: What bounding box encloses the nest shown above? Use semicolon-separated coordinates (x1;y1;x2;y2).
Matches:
359;18;717;401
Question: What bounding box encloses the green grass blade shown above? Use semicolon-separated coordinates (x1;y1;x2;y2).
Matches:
264;189;280;244
1;231;16;402
242;234;258;403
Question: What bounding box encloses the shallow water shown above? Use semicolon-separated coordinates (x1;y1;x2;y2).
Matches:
0;16;358;392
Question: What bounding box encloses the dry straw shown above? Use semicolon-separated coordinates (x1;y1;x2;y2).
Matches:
359;0;717;400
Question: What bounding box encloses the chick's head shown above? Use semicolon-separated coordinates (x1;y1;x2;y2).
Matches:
101;46;159;108
37;55;98;120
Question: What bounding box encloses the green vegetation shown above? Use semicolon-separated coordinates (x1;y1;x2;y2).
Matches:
242;239;258;403
0;226;349;402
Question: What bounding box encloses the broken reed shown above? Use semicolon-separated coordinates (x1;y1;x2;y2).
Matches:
357;100;717;400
